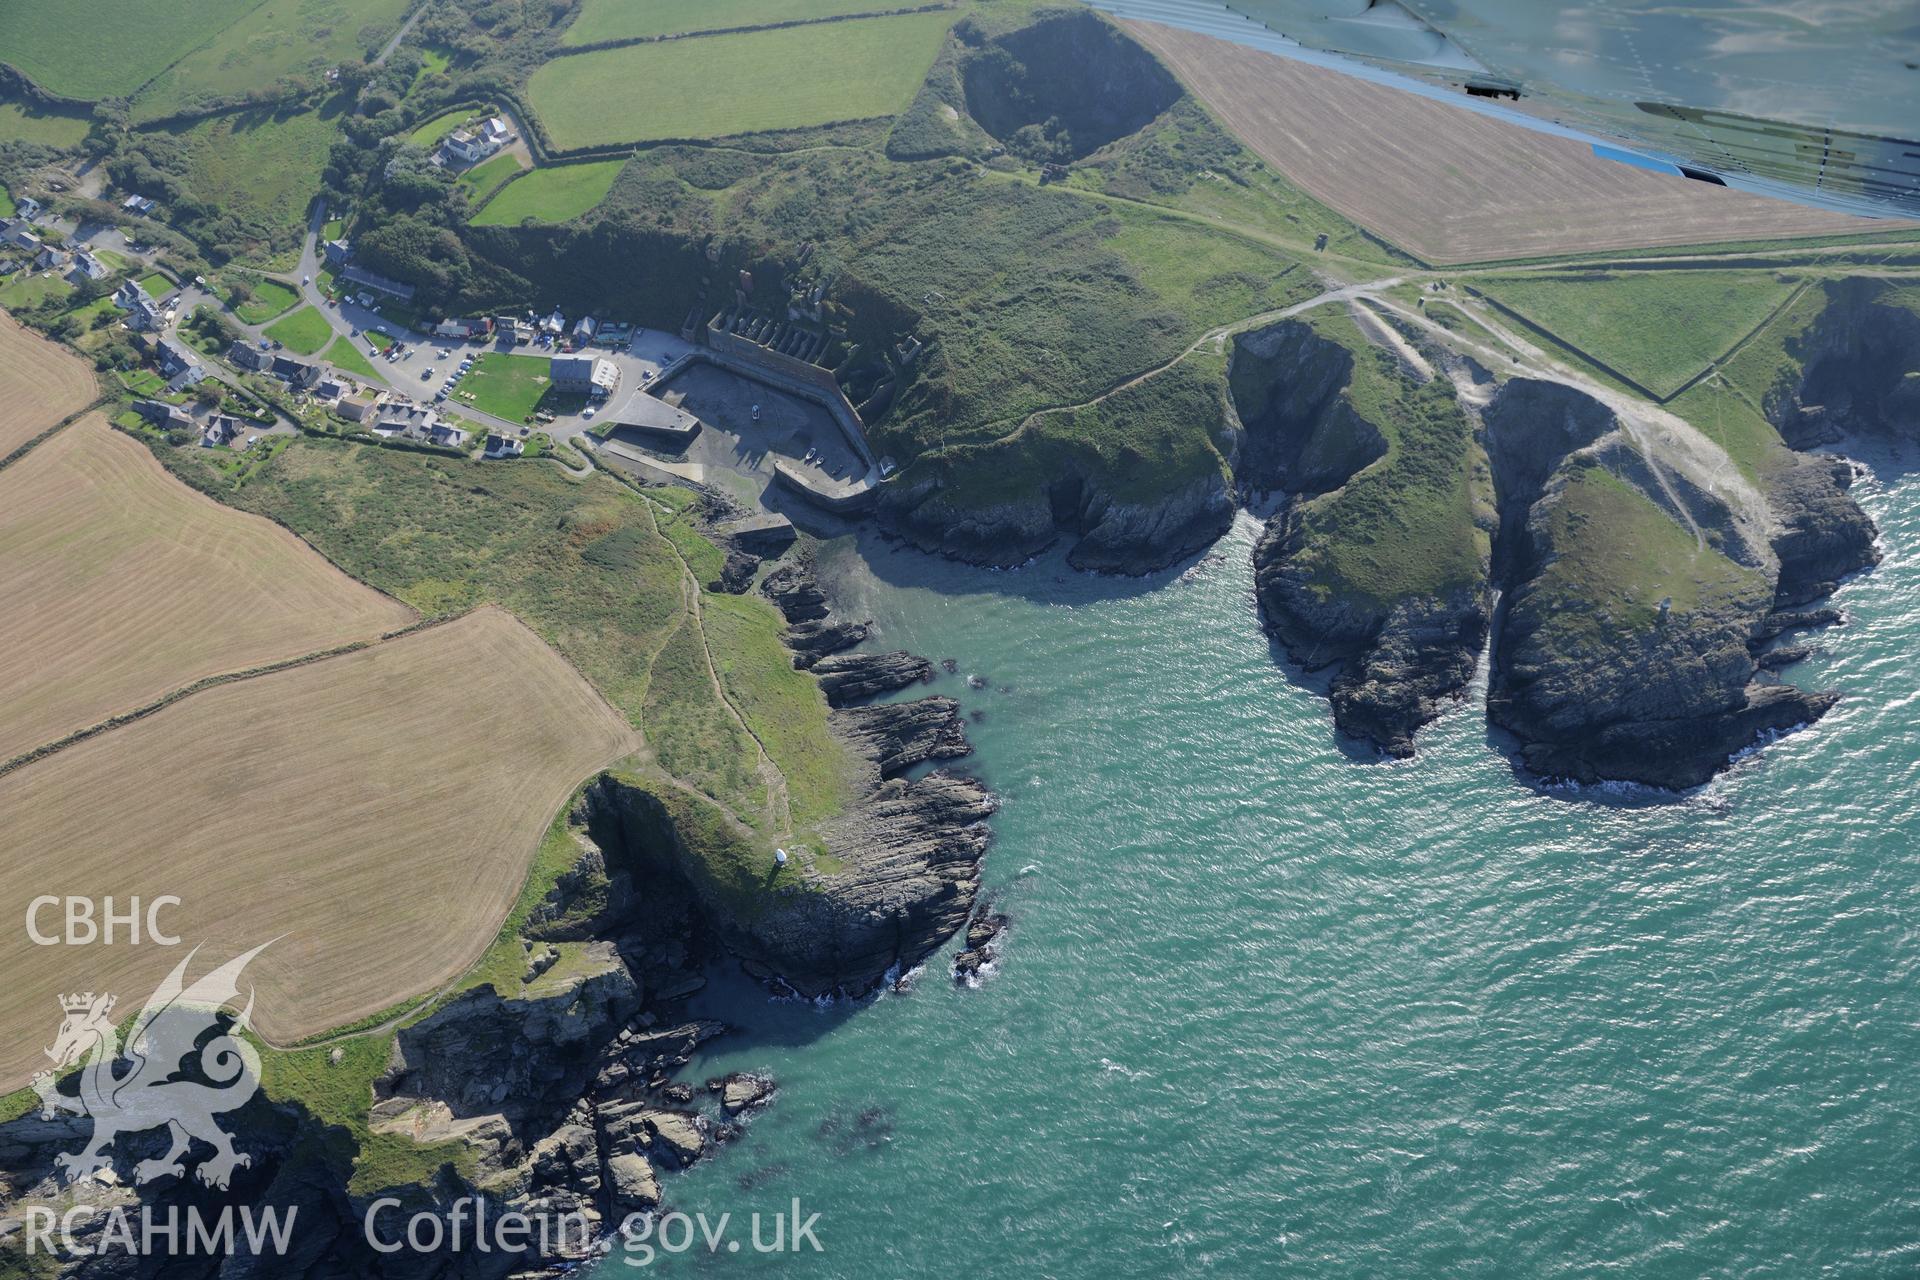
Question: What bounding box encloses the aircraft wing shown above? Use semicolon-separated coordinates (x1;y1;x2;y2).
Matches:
1086;0;1920;219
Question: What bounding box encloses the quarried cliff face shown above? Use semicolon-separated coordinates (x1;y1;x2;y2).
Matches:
1764;279;1920;450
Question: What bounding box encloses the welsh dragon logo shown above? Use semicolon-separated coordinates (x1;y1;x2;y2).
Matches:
31;943;269;1190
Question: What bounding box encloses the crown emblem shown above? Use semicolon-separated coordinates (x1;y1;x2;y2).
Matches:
59;992;114;1016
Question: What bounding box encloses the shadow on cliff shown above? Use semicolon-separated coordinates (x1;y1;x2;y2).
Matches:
833;520;1219;608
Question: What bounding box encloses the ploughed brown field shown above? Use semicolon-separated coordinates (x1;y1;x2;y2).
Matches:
0;415;417;763
0;606;641;1088
1125;20;1905;266
0;308;97;458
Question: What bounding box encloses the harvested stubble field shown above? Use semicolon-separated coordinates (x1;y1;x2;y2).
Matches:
0;416;416;762
0;606;640;1088
0;309;96;458
1125;21;1901;265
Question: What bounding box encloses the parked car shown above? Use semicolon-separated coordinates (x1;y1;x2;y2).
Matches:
421;367;434;380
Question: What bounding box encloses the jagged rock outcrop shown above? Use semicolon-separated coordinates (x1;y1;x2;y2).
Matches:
374;948;640;1123
764;559;872;667
810;649;935;705
761;562;830;623
1238;319;1493;756
832;695;974;777
714;1072;776;1115
951;901;1008;984
786;618;870;668
1764;453;1879;601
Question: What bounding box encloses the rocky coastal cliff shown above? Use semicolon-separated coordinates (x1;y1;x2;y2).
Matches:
1479;379;1874;788
876;456;1234;576
1236;316;1495;757
1;547;994;1279
1228;307;1890;789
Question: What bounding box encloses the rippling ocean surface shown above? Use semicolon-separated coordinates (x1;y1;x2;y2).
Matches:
596;458;1920;1277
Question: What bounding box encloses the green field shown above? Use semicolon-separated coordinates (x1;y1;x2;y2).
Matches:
1472;269;1804;399
561;0;907;44
470;160;625;226
527;11;955;148
323;335;379;379
458;352;552;420
265;305;334;354
0;0;263;99
0;98;91;147
131;0;411;121
456;152;527;203
137;271;173;299
162;102;345;258
231;276;300;323
0;187;10;218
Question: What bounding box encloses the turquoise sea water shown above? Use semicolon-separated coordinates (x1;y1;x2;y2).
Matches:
597;458;1920;1277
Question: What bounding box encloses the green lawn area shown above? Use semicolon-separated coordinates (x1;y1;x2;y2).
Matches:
324;336;379;380
0;0;263;99
232;276;300;323
165;101;346;259
119;368;167;396
0;186;10;218
470;160;626;226
409;106;488;148
456;152;527;203
137;271;173;299
130;0;412;122
1471;269;1803;399
562;0;901;44
0;271;71;310
527;11;955;148
264;305;334;355
457;352;553;421
65;296;122;345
